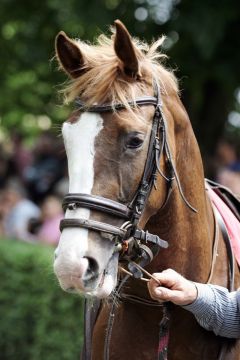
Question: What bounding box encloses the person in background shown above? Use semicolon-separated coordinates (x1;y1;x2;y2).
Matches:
23;132;64;203
216;140;240;195
0;145;15;189
11;132;32;181
36;195;63;246
0;180;40;242
0;190;6;236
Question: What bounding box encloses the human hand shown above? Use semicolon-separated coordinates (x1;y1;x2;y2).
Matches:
147;269;198;306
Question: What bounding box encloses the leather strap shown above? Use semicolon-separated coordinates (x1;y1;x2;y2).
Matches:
216;208;235;360
75;96;158;112
60;218;169;254
134;229;169;249
60;218;126;237
62;193;131;219
214;207;235;292
120;293;164;307
81;298;101;360
207;207;220;284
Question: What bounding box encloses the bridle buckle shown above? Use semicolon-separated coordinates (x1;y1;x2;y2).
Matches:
67;203;77;211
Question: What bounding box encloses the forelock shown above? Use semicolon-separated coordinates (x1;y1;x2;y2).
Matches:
60;30;179;109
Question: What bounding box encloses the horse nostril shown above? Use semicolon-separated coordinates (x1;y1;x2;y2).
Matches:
82;257;99;281
66;287;77;293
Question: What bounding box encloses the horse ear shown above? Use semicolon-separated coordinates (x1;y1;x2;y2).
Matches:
55;31;87;78
114;20;141;80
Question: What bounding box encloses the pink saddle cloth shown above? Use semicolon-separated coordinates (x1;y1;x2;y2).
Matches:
207;185;240;266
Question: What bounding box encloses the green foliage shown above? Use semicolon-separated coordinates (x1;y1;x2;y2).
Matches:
1;0;240;155
0;239;83;360
0;0;137;139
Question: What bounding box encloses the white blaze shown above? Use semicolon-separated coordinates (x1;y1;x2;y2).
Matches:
63;112;103;194
57;113;104;258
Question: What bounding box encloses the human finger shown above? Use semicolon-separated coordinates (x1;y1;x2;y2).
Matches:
149;269;182;289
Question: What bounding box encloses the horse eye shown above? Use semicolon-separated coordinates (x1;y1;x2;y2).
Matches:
125;133;144;149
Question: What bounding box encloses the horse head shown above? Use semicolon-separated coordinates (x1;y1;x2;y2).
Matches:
54;20;178;298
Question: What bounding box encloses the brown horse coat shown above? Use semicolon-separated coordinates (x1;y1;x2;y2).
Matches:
54;20;240;359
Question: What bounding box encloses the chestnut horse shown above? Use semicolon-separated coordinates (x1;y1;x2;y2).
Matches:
54;20;240;359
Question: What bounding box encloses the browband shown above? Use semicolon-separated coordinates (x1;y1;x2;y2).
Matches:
75;96;158;113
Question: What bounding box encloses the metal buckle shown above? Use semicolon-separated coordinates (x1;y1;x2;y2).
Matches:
67;203;77;210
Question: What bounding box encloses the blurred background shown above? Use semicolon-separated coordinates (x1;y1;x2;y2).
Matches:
0;0;240;359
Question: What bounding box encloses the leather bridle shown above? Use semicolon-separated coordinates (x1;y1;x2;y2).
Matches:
60;80;196;267
60;81;234;360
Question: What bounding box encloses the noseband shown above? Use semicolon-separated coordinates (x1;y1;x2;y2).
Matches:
60;81;196;269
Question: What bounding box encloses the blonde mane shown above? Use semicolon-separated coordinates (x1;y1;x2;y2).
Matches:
61;30;179;109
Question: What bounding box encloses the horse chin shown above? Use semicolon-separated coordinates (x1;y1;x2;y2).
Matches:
90;271;117;298
84;252;119;299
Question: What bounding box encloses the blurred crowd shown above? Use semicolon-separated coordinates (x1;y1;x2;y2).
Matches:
0;131;239;247
214;140;240;195
0;131;68;246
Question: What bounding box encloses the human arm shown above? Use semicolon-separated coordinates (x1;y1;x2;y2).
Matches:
147;269;240;338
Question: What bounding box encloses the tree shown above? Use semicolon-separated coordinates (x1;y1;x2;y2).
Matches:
1;0;239;167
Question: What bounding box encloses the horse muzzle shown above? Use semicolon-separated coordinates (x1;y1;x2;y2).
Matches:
54;255;99;292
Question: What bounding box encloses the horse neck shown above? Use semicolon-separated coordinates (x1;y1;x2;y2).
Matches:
147;104;214;283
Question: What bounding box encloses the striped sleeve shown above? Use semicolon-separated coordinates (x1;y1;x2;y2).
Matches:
182;283;240;338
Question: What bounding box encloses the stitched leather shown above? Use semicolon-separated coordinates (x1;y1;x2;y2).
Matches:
60;218;127;237
75;96;158;112
62;193;132;219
